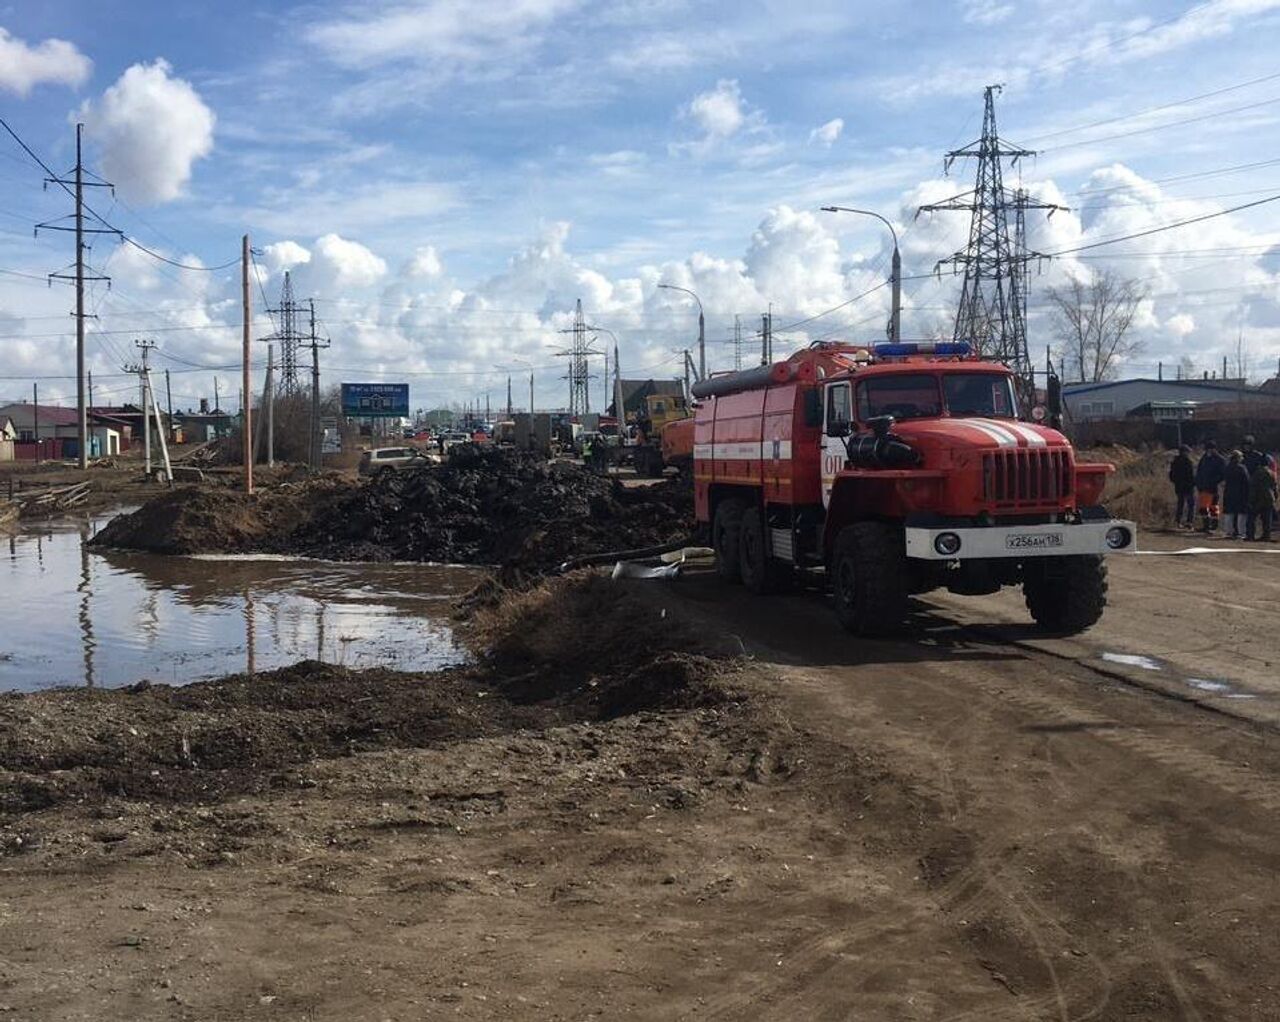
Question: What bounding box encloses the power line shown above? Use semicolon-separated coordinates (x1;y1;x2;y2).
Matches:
1039;94;1280;153
1047;193;1280;256
1020;69;1280;144
0;114;235;273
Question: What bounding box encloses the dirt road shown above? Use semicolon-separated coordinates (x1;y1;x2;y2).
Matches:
1;553;1278;1020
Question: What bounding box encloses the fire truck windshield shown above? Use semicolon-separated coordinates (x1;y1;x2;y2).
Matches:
855;372;1018;422
941;373;1017;419
856;375;942;420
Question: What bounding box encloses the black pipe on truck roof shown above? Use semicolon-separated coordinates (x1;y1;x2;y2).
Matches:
691;361;798;399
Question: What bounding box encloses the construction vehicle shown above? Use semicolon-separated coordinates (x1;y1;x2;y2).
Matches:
691;341;1135;636
631;392;692;477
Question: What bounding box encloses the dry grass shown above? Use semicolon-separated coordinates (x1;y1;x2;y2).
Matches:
1082;446;1174;529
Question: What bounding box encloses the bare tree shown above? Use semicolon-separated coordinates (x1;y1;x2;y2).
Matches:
1046;268;1148;382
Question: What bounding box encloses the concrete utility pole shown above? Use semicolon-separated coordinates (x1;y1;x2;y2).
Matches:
37;123;118;468
164;368;174;437
32;382;39;464
821;206;902;343
659;283;705;381
241;234;253;493
529;372;534;415
307;299;330;472
130;339;157;477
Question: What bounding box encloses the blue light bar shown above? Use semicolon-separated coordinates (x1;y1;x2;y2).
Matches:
873;343;916;356
872;341;972;358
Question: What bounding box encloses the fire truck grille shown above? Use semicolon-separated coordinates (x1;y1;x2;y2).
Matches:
982;450;1073;507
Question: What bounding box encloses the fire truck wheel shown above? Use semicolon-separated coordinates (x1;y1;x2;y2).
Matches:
1023;555;1108;634
713;499;746;583
739;506;788;595
831;521;909;636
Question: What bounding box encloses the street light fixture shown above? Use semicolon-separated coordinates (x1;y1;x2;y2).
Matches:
658;283;705;382
821;206;901;344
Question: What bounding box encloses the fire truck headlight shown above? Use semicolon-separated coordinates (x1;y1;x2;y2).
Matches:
1105;526;1132;550
934;532;962;556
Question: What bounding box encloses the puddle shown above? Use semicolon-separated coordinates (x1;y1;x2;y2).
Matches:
0;510;484;692
1100;652;1162;671
1100;651;1261;702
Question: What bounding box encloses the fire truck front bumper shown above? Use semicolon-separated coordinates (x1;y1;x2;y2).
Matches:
904;520;1138;560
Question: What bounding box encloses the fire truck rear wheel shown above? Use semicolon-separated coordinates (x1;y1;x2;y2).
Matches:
831;521;909;636
739;505;788;595
1023;555;1108;634
713;499;746;583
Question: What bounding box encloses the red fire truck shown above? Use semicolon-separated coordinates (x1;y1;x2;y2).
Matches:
691;341;1135;636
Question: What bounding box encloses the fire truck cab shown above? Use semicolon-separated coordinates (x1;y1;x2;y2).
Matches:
691;341;1135;636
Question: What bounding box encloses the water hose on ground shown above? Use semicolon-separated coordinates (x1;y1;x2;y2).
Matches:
556;536;697;574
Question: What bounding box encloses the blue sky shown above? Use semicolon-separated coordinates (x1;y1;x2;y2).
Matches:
2;0;1279;411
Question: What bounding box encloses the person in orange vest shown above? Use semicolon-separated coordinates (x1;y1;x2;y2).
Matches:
1193;440;1226;533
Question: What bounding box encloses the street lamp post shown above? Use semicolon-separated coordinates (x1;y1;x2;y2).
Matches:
821;206;901;344
658;283;705;381
584;324;623;420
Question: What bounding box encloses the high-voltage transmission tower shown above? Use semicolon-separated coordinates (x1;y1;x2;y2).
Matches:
916;85;1064;407
266;271;306;393
557;299;596;414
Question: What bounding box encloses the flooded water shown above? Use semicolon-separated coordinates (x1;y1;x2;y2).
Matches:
0;510;483;692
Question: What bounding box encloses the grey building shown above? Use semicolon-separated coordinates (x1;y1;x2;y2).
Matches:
1062;378;1272;421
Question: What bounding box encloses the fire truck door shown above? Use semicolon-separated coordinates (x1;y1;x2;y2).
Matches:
821;382;851;508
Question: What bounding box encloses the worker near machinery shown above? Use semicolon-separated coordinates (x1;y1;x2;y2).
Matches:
1223;451;1250;540
1168;444;1195;529
1249;456;1278;542
1194;440;1226;533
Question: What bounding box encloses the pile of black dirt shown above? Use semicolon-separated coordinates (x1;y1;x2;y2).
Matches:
269;445;695;574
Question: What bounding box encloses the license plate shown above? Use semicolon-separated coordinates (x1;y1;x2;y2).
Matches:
1005;532;1063;550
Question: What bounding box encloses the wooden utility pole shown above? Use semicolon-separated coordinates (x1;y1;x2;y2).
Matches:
241;234;253;493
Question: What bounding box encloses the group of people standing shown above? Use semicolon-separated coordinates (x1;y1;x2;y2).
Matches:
1169;435;1278;540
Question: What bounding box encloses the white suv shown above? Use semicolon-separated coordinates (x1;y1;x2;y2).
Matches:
359;447;427;476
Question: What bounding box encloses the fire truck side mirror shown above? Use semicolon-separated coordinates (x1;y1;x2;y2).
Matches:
868;415;896;438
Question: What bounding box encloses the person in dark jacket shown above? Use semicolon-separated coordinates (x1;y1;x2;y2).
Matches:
1168;444;1196;528
1242;435;1269;538
1222;451;1250;539
1248;458;1277;541
1194;440;1227;532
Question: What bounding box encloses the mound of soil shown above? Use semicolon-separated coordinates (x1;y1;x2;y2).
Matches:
91;447;695;574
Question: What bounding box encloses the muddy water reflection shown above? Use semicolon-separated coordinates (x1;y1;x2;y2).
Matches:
1;511;482;691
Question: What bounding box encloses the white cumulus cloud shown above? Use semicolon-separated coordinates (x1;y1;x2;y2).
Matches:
688;79;749;139
312;234;388;290
80;60;215;204
0;28;91;95
262;240;312;275
809;117;844;147
405;245;443;278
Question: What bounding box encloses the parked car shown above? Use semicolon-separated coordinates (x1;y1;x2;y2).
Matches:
358;446;428;476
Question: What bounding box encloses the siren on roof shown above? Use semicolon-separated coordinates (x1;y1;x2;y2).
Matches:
872;341;972;358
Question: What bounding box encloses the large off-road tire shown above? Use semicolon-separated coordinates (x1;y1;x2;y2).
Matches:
1023;555;1108;635
713;498;746;583
739;505;789;595
830;521;909;636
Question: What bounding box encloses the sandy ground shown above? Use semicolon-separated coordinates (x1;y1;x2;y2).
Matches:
1;548;1279;1020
